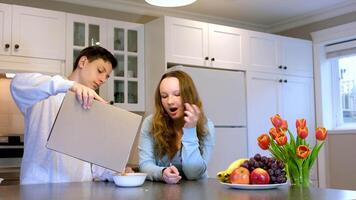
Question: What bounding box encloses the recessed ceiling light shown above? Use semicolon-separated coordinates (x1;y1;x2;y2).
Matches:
145;0;197;7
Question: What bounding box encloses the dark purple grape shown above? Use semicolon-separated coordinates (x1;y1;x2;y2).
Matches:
275;169;281;176
261;156;268;164
271;176;276;182
277;161;285;169
276;176;284;183
268;169;274;176
241;163;249;169
254;153;261;161
271;163;278;170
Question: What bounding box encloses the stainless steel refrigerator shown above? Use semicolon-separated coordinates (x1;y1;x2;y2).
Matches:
169;65;248;177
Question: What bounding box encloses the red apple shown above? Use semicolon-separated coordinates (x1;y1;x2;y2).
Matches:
230;167;250;184
250;168;270;184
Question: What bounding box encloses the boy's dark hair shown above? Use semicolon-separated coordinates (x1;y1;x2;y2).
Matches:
73;46;117;70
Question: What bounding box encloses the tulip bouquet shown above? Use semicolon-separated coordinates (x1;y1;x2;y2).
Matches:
257;114;327;187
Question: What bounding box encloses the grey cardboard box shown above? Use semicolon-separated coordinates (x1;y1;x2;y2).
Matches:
47;92;142;172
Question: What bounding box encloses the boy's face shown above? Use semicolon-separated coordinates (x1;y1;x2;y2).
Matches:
78;57;113;90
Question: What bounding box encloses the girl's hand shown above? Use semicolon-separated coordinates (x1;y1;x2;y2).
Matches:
162;165;181;184
183;103;200;128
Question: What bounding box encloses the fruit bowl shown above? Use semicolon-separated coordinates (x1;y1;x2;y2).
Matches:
112;173;147;187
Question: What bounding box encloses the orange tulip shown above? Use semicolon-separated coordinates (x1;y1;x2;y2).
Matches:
269;127;279;139
275;134;287;146
296;118;307;129
258;134;270;150
296;145;310;159
281;120;288;131
270;114;283;128
297;126;308;139
316;127;327;141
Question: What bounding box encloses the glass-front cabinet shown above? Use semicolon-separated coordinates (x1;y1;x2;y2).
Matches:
66;14;144;112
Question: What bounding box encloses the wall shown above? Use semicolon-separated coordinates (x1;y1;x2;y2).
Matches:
0;78;23;136
328;133;356;190
277;11;356;40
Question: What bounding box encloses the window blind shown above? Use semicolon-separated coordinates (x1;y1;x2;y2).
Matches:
325;39;356;59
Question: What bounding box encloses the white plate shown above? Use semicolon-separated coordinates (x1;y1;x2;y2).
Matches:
221;182;288;190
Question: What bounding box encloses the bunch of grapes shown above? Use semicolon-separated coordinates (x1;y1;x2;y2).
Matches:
240;153;287;184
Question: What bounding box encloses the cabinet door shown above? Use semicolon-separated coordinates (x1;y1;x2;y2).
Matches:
106;20;144;111
246;31;280;73
66;14;107;76
12;5;65;60
246;72;281;157
280;76;315;143
0;3;11;55
208;24;247;70
208;127;247;177
280;36;313;77
166;17;208;66
280;76;316;181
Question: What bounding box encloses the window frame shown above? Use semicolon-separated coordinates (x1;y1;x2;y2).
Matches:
330;57;356;130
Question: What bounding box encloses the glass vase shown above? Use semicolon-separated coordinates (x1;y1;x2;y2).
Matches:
286;161;310;187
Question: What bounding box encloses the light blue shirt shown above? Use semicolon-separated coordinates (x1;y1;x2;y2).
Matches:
138;115;215;181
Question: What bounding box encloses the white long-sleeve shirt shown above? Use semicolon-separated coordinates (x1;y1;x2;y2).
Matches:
10;73;113;184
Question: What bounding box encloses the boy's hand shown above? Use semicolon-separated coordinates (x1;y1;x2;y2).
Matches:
70;82;107;109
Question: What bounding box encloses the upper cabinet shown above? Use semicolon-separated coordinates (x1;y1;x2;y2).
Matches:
279;36;313;77
246;30;313;77
66;14;144;112
165;17;247;70
0;3;65;60
106;20;144;112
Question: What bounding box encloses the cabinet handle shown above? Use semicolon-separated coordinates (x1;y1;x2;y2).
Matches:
205;56;209;60
14;44;19;49
211;58;215;61
109;101;114;105
5;44;10;49
279;79;283;83
283;66;287;70
278;65;283;69
284;80;288;83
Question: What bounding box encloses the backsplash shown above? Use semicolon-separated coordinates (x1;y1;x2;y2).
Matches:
0;78;24;136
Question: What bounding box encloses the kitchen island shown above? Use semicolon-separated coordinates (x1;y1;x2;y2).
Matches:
1;178;356;200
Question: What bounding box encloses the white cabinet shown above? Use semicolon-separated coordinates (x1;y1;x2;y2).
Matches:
208;127;247;178
246;71;315;156
106;20;144;112
246;71;316;180
0;3;65;60
279;36;313;77
246;31;313;77
165;17;247;70
66;14;144;111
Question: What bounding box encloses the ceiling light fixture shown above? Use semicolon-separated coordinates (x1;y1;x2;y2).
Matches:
145;0;197;7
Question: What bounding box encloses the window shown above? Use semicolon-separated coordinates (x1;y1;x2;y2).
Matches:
330;55;356;128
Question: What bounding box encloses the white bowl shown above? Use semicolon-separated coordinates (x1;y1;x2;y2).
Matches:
113;173;147;187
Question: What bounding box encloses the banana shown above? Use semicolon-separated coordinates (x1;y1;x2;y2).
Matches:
216;158;248;182
225;158;248;174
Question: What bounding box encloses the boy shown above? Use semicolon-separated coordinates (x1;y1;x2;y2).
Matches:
11;46;117;184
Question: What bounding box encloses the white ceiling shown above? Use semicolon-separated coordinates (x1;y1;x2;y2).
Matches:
56;0;356;32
